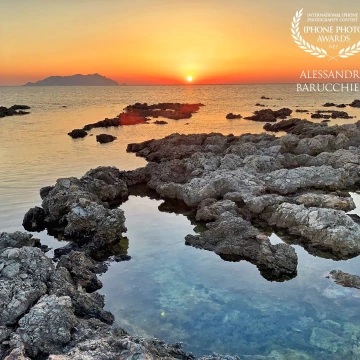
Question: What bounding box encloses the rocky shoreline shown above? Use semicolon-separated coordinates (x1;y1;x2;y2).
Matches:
2;111;360;359
68;102;205;141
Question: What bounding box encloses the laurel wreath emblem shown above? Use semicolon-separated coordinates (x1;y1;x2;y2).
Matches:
291;8;360;61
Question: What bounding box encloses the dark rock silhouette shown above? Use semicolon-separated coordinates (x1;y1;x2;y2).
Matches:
0;105;30;117
244;108;292;122
350;99;360;108
23;206;46;232
70;103;204;136
263;118;307;132
312;110;354;120
226;113;242;119
24;73;118;86
68;129;88;138
96;134;117;144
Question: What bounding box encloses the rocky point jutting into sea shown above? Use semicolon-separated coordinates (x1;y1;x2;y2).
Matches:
2;99;360;359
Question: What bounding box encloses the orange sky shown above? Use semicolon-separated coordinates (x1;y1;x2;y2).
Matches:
1;0;359;85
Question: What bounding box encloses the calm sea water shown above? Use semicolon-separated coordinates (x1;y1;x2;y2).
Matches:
1;85;360;358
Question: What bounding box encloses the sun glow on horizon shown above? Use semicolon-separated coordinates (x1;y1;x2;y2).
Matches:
187;75;193;82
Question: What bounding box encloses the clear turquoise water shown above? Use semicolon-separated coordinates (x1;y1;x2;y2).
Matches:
1;85;360;358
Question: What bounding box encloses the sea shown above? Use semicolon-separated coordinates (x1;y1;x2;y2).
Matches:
1;84;360;359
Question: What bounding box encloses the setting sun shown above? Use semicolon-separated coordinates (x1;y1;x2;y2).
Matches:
187;75;193;82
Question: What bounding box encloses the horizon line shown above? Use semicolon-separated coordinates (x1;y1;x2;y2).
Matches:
0;82;306;87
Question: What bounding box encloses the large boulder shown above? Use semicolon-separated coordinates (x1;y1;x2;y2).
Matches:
65;200;126;238
81;166;128;204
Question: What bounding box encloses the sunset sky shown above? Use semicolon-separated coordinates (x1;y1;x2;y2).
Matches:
1;0;359;85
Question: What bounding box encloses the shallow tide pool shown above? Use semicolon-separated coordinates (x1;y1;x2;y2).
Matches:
97;194;360;359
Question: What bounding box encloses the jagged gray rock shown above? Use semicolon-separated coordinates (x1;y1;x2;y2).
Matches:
0;247;54;326
23;167;128;258
196;199;240;221
0;232;41;250
126;121;360;261
10;295;78;357
186;212;297;281
266;203;360;258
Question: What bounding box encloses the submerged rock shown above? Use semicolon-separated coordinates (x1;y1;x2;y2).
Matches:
330;270;360;289
310;327;347;353
95;134;117;143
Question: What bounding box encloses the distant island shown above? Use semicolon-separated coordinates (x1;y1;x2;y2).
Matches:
24;73;119;86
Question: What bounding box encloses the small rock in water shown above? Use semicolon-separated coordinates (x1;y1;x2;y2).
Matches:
22;206;46;232
226;113;242;119
96;134;117;144
68;129;88;138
